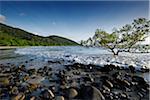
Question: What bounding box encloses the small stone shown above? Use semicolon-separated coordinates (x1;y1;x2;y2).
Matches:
102;85;110;92
29;95;40;100
41;89;55;99
12;93;25;100
105;80;113;88
0;77;9;86
120;93;127;99
11;86;19;95
122;80;130;87
137;92;144;98
30;96;36;100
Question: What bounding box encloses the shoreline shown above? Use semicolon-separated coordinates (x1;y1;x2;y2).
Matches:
0;61;149;100
0;46;149;99
0;46;20;50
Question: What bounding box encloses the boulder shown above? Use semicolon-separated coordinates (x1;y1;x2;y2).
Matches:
80;85;105;100
55;96;65;100
66;88;78;99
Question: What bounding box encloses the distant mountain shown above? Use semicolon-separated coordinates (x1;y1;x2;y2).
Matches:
0;23;79;46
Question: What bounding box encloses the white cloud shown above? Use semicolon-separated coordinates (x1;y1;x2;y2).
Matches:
0;14;6;23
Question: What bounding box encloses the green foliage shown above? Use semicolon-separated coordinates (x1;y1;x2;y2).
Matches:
83;18;150;55
0;23;78;46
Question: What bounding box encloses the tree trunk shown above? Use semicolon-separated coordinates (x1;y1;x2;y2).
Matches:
111;49;119;56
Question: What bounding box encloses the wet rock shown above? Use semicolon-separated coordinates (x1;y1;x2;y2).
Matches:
41;89;55;99
27;75;44;85
80;85;105;100
120;93;127;99
122;80;130;87
112;72;122;79
48;60;61;64
132;76;147;85
129;65;135;73
100;76;109;81
11;86;19;95
28;84;38;92
0;77;10;86
28;68;36;75
30;96;36;100
101;64;116;72
66;88;78;99
12;93;25;100
104;80;113;88
102;85;110;92
82;76;94;83
140;68;149;73
137;92;144;98
29;96;40;100
55;96;65;100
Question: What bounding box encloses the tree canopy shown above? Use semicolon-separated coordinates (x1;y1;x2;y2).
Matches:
82;18;150;55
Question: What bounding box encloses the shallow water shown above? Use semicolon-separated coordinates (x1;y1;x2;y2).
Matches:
0;46;150;82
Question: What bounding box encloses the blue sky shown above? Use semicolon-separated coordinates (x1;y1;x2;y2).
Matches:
0;1;149;42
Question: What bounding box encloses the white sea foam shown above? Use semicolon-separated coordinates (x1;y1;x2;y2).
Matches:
14;46;150;70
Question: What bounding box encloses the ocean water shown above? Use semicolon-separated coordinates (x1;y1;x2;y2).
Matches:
0;46;150;82
14;46;150;69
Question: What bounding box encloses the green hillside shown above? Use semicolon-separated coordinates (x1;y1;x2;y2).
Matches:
0;23;79;46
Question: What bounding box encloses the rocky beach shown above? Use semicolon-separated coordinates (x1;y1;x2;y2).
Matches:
0;46;149;100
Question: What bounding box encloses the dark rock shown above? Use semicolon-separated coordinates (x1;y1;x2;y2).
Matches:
129;65;135;73
102;85;110;92
80;85;105;100
12;93;25;100
25;61;28;63
11;86;19;95
140;68;149;73
102;64;116;72
120;93;127;99
0;76;10;86
112;72;121;79
18;64;26;72
82;76;94;83
29;96;41;100
122;80;130;87
48;60;61;64
132;76;147;85
100;76;109;81
137;92;144;98
104;80;113;88
28;68;36;75
41;89;55;99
